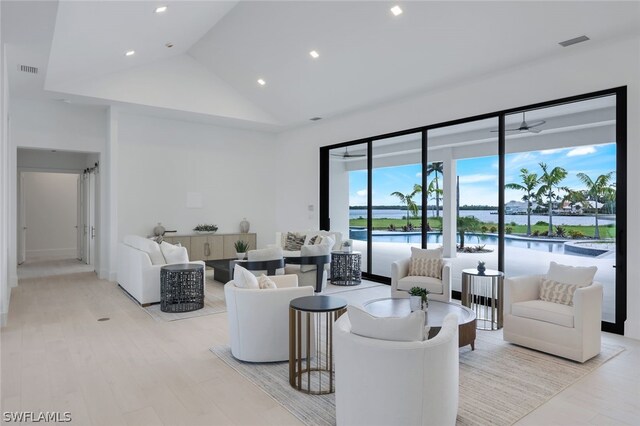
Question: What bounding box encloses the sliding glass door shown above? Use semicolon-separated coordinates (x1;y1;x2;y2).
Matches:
320;88;626;333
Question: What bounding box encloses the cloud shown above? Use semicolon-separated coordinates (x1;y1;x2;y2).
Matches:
356;189;367;197
459;174;497;184
540;148;562;155
416;172;422;178
567;146;596;157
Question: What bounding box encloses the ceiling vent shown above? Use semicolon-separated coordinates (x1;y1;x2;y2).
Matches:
310;117;322;121
18;64;38;74
559;35;590;47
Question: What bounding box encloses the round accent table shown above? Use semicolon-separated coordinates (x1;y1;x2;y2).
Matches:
461;268;504;330
289;295;347;394
363;298;476;350
330;251;362;286
160;263;205;313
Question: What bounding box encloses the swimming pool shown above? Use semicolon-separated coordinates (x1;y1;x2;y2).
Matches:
349;229;606;257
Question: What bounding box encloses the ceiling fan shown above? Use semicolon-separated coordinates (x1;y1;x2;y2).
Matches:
331;147;366;158
491;112;546;134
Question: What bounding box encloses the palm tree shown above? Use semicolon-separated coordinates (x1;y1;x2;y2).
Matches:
391;184;421;228
457;216;481;249
576;171;615;239
536;162;568;235
505;168;539;236
426;162;444;218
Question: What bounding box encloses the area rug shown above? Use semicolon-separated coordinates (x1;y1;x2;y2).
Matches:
139;292;227;322
210;331;623;426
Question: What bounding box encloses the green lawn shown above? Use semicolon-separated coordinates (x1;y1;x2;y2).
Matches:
349;217;616;239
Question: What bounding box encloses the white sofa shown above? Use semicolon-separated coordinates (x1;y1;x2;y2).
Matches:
274;230;343;256
503;274;602;362
334;312;459;426
224;274;314;362
117;235;205;305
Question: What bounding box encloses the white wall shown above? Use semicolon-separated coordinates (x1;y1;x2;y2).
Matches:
18;148;90;171
116;112;278;251
23;172;78;259
274;36;640;339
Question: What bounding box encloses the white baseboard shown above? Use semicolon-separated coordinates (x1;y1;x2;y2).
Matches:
624;319;640;341
10;274;17;288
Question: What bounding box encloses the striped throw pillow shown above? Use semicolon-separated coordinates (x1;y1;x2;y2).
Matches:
284;232;306;251
408;258;442;279
539;278;578;306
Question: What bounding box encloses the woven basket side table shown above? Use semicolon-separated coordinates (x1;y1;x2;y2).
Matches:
330;251;362;286
160;263;205;313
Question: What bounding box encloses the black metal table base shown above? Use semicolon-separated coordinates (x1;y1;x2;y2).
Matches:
330;251;362;286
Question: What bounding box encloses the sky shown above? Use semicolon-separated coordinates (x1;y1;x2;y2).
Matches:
348;143;616;207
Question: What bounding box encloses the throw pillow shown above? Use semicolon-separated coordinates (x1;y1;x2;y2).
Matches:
408;257;443;279
258;274;277;289
307;235;318;245
347;305;425;342
284;232;306;251
547;261;597;287
539;278;578;306
410;246;443;259
233;264;259;289
160;242;189;264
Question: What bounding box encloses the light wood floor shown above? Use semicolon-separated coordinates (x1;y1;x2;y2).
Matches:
1;269;639;425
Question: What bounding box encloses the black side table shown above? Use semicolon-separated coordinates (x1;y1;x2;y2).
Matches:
289;295;347;395
160;263;205;313
330;251;362;286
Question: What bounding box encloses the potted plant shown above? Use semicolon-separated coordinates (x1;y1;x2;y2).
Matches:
477;260;486;274
234;240;250;260
409;287;429;312
193;224;218;234
342;240;352;253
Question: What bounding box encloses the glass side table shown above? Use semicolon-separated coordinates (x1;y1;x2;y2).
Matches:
330;251;362;286
461;268;504;330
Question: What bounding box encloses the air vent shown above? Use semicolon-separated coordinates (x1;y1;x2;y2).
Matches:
559;35;590;47
18;64;38;74
310;117;322;121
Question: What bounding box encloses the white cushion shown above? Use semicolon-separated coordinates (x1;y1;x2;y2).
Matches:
512;299;575;328
299;236;333;272
248;247;283;261
233;264;259;289
123;235;166;265
258;274;277;289
160;242;189;264
397;276;444;295
410;246;443;259
547;261;597;287
347;305;425;342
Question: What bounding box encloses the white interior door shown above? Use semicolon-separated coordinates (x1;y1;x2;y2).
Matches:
76;175;83;260
83;173;90;264
88;173;96;266
18;172;26;264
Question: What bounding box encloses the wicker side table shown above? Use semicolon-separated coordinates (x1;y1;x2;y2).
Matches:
160;264;205;313
330;251;362;286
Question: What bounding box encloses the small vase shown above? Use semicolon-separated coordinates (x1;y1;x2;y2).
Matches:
236;252;246;260
409;296;422;312
477;265;486;275
240;218;250;233
153;222;166;236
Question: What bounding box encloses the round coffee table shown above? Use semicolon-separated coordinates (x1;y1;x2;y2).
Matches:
362;298;476;350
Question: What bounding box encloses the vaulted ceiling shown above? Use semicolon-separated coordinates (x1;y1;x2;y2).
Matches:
2;1;640;130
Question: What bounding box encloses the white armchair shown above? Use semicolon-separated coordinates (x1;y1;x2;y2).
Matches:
503;274;602;363
224;274;314;362
334;312;459;426
391;257;452;302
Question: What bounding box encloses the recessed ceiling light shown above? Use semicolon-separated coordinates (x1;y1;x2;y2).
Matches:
125;50;135;56
310;117;322;121
165;42;174;48
309;50;319;59
390;5;403;16
155;6;167;13
257;79;266;86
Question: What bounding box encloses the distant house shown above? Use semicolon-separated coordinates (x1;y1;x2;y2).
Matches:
505;200;537;214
